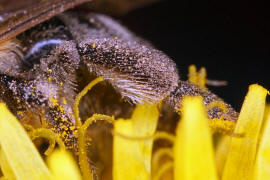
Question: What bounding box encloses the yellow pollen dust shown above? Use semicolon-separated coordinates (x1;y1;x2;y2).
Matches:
17;111;24;116
61;131;67;138
62;98;67;105
59;106;64;113
49;97;59;107
61;117;67;122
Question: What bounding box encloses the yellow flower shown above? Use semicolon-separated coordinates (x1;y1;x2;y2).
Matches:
1;75;269;180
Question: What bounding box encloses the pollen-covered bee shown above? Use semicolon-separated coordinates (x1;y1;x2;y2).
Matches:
0;0;238;149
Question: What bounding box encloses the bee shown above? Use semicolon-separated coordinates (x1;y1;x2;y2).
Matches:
0;0;238;149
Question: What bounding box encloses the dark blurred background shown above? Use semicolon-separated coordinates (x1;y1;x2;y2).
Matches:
119;0;269;111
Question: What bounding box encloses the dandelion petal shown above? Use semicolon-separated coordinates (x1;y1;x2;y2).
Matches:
0;103;51;180
113;104;159;180
174;96;218;180
255;106;270;180
47;149;82;180
222;84;267;180
215;136;231;176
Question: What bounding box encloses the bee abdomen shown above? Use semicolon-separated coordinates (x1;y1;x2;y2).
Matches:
168;80;238;121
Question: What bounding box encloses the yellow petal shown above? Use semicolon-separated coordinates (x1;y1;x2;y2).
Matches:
222;84;267;180
0;103;51;180
174;96;218;180
188;65;198;84
113;104;159;180
188;65;207;90
260;104;270;136
47;149;82;180
0;149;16;180
215;136;231;176
254;106;270;180
131;103;159;136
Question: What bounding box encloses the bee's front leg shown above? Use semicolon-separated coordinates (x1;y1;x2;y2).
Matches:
1;41;81;149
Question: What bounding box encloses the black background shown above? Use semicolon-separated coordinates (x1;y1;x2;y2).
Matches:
120;0;269;111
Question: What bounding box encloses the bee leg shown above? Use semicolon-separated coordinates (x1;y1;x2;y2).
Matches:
168;80;239;122
1;41;81;149
28;41;81;149
77;38;179;104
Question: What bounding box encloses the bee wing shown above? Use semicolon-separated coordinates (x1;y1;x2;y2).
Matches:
0;0;91;43
78;0;158;15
